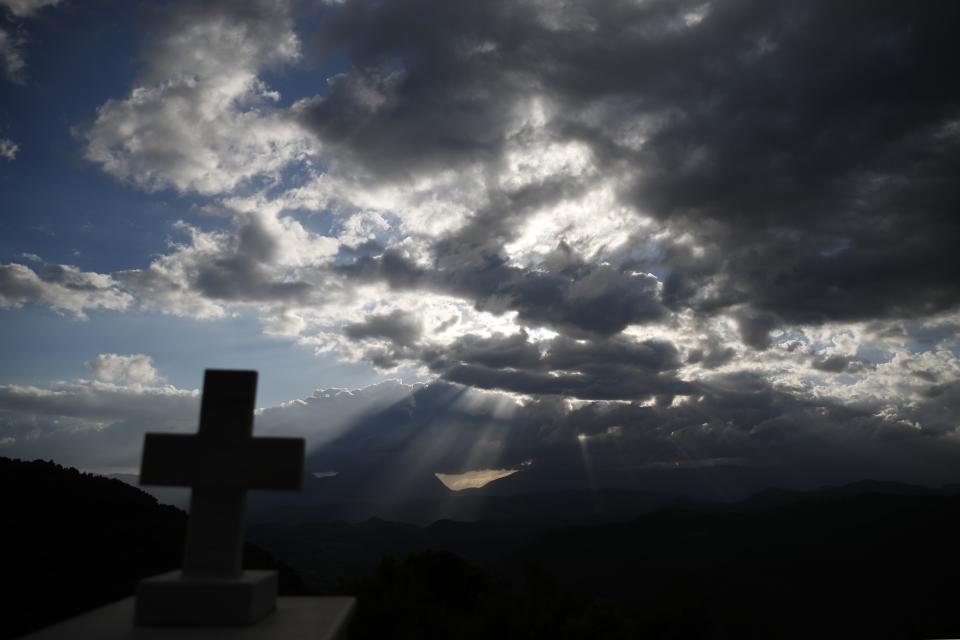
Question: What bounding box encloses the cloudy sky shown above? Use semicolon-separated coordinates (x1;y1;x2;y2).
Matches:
1;0;959;498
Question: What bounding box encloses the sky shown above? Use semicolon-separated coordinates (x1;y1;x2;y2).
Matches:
1;0;959;499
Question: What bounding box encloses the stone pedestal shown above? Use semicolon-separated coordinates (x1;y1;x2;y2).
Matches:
22;596;356;640
135;570;278;626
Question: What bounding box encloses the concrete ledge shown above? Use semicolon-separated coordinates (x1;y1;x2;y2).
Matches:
23;596;357;640
135;570;278;626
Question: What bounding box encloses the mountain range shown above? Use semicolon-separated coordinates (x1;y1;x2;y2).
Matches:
8;455;960;638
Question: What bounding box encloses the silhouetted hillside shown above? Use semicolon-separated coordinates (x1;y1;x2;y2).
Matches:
0;457;303;639
10;455;960;638
352;489;960;639
739;478;960;509
249;516;559;591
250;481;960;638
498;491;960;637
248;485;683;526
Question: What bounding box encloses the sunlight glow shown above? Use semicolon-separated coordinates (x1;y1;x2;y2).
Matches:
435;467;520;491
503;184;639;265
683;4;710;27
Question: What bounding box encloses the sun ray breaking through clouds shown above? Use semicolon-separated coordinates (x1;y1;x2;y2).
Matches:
1;0;960;498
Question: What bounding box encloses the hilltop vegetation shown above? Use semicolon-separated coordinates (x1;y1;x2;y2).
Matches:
0;457;301;639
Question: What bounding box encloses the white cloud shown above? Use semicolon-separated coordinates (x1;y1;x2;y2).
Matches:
0;374;198;473
0;263;133;318
255;380;418;449
682;4;710;27
0;0;61;83
86;354;161;387
0;359;414;474
696;313;960;434
278;161;491;238
0;136;18;159
85;79;311;195
0;27;25;82
83;0;312;195
0;0;60;17
118;210;338;318
503;182;640;267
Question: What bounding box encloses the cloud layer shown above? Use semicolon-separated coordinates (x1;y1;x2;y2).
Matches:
3;358;960;501
2;0;959;492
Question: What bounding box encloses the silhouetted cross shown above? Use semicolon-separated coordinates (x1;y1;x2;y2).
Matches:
139;370;303;577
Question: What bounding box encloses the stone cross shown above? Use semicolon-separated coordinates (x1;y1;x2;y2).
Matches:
135;369;304;626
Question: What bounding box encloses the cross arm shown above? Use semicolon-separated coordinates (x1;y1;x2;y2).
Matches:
140;433;305;490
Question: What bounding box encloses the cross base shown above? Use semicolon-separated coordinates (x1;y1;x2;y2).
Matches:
135;570;277;626
23;596;356;640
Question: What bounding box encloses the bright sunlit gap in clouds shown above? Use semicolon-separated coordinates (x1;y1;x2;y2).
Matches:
435;467;521;491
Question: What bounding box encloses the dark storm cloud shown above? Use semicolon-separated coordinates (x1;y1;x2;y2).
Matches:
342;309;423;368
418;331;691;400
300;0;544;178
736;310;780;351
686;345;737;369
420;331;543;371
552;370;960;474
339;313;691;399
192;216;313;303
118;214;325;314
440;363;692;401
544;333;682;371
811;354;852;374
810;354;873;375
339;248;666;337
311;0;960;345
336;248;424;289
453;259;665;337
344;309;422;347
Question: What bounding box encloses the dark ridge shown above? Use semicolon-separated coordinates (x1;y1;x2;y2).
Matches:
739;478;960;509
343;490;960;638
0;457;304;639
251;482;960;639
